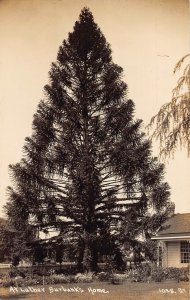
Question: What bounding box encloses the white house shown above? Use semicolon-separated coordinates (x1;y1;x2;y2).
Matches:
152;213;190;268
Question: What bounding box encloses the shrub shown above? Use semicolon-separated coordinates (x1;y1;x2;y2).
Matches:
142;263;151;278
1;277;16;288
1;276;40;287
130;269;145;282
150;266;189;283
125;264;152;282
75;272;93;283
50;274;70;284
165;267;189;282
96;272;111;282
151;266;166;282
110;273;128;284
0;273;6;279
9;267;19;278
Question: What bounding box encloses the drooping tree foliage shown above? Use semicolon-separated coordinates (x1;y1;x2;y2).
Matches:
5;8;171;271
148;54;190;159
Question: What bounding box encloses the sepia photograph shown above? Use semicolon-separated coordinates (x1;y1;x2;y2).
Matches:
0;0;190;299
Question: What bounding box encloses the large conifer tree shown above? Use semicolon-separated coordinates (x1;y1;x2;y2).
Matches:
5;8;171;271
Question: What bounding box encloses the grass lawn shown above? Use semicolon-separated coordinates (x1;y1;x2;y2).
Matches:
1;281;190;300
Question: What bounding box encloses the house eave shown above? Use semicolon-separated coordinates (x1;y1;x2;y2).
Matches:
152;235;190;241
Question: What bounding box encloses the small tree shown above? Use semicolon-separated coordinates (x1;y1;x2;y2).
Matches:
5;8;171;271
0;220;35;265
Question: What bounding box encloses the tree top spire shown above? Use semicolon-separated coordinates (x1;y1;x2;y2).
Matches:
79;7;94;23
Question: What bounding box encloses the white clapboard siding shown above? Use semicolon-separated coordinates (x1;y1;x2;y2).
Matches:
165;241;189;268
167;242;180;267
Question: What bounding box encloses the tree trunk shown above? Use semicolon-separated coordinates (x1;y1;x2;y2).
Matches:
77;240;85;272
82;231;99;272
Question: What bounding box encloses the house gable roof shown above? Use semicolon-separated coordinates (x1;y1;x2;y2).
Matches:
153;213;190;240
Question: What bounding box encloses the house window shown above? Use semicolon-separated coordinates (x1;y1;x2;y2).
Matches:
158;246;162;267
181;241;190;263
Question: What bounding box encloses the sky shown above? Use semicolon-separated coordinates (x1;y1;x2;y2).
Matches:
0;0;189;217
